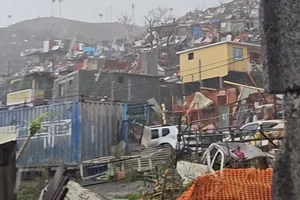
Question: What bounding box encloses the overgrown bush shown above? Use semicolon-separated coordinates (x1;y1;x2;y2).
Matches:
17;186;41;200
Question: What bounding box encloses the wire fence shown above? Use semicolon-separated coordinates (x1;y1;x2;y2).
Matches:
177;168;273;200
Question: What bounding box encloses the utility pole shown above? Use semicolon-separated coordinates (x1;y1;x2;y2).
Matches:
128;78;131;101
59;0;62;18
111;80;115;99
261;0;300;199
110;6;113;22
198;59;202;87
106;7;109;22
219;77;223;89
5;62;11;103
7;15;12;27
51;0;55;17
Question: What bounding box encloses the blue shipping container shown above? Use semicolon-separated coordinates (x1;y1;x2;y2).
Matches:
0;101;125;167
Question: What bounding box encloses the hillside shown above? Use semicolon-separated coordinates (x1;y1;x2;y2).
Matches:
0;17;146;72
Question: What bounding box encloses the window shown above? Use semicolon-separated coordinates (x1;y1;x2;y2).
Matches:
69;80;73;86
261;123;280;131
10;81;20;93
151;129;159;139
233;48;243;60
37;80;45;89
118;76;124;83
241;123;259;132
58;83;64;97
162;128;170;137
21;77;33;90
188;52;194;60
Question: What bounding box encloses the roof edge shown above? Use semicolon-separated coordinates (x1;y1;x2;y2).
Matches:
176;41;261;55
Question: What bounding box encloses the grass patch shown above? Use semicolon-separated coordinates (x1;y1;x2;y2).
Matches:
124;170;142;182
17;186;41;200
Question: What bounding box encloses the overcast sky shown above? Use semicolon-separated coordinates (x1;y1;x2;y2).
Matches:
0;0;220;27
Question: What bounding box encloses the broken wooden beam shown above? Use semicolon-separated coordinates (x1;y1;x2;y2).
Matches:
223;81;265;91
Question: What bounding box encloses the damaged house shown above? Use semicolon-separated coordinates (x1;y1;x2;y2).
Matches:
52;70;162;104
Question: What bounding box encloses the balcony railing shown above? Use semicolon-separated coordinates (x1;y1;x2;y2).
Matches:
7;89;45;106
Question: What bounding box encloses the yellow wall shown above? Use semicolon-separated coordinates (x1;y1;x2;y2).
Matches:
227;43;249;72
7;90;31;105
179;43;229;83
7;90;45;106
179;42;261;83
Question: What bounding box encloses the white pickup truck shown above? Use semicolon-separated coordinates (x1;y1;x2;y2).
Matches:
223;120;284;147
147;125;199;150
201;142;269;172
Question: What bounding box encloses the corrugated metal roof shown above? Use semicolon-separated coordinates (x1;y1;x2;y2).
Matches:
176;41;261;55
0;133;16;145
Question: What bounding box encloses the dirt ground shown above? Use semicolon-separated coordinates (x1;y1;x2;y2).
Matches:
86;180;154;199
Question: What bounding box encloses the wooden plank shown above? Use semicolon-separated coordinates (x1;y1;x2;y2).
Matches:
65;180;107;199
43;164;66;200
223;81;265;91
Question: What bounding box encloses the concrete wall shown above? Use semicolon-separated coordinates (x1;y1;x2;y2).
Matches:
53;70;161;104
111;72;161;103
52;71;80;103
140;53;158;75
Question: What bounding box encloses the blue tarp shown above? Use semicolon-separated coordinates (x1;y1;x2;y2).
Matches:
277;110;284;115
192;27;203;38
210;18;220;23
83;47;96;54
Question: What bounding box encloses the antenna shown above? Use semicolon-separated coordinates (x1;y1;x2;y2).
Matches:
59;0;62;18
132;3;135;25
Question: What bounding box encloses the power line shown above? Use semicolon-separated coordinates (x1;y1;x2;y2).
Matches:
179;53;252;73
4;76;256;102
180;57;251;78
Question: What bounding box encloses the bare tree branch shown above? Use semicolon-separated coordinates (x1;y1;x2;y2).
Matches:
146;7;173;26
118;12;134;41
144;16;156;51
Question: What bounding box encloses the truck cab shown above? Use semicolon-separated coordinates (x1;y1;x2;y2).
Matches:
201;142;269;172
